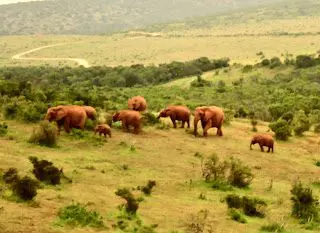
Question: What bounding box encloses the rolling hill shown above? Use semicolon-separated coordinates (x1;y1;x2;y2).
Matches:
0;0;284;35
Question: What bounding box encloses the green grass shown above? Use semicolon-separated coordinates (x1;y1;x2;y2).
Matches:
0;119;319;232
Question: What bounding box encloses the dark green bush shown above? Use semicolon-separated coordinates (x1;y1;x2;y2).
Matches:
12;176;39;201
190;75;212;88
290;181;319;223
226;194;242;209
314;124;320;133
138;180;156;196
115;188;139;215
293;110;311;136
2;168;19;184
58;202;105;228
269;119;291;141
282;111;294;123
296;55;316;68
29;156;62;185
0;122;8;136
228;209;247;224
234;107;248;118
228;157;254;188
202;154;229;182
270;57;282;69
261;59;270;66
242;65;253;73
28;121;57;147
142;112;159;126
316;161;320;167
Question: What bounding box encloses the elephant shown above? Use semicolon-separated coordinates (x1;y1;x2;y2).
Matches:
128;96;147;112
194;106;224;137
94;124;111;138
83;106;97;121
250;134;274;153
113;110;142;134
45;105;87;134
157;105;191;128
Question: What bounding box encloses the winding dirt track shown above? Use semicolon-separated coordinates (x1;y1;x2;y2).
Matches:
12;43;90;67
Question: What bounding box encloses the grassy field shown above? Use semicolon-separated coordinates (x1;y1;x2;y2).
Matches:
0;117;319;233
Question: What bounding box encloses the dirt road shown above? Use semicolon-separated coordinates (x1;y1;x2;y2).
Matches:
12;43;90;67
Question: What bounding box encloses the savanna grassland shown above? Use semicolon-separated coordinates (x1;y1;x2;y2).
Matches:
0;0;320;233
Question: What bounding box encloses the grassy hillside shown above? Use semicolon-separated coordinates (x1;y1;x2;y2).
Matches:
0;0;282;35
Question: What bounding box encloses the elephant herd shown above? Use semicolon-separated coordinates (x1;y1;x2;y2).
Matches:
44;96;274;153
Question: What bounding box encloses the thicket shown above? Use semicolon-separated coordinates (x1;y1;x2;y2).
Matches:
0;56;319;128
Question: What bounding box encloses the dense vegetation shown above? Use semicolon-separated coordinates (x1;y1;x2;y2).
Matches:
0;0;283;35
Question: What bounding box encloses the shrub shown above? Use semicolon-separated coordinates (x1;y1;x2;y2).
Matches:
269;119;291;141
261;59;270;66
12;176;39;201
58;202;105;228
28;121;57;147
251;118;258;132
242;196;267;218
184;209;211;233
316;161;320;167
296;55;315;68
211;179;233;191
234;107;248;118
29;156;62;185
282;111;294;123
202;154;229;182
293;110;311;136
190;75;212;88
156;122;171;130
142;112;159;125
228;209;247;224
3;102;19;119
115;188;139;215
223;109;234;125
138;180;156;195
260;223;285;232
0;122;8;136
225;194;267;218
242;65;253;73
270;57;282;69
228;157;254;188
84;119;95;130
290;181;319;223
2;168;19;184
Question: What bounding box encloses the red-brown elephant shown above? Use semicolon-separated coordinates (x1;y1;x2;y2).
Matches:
45;105;87;134
94;124;112;138
83;106;97;121
194;106;224;137
113;110;141;134
157;105;190;128
250;134;274;153
128;96;147;112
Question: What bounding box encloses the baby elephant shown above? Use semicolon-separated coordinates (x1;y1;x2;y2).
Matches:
94;124;112;138
250;134;274;153
157;105;191;128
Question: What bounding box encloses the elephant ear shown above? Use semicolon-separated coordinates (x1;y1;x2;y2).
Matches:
197;109;205;117
54;107;67;120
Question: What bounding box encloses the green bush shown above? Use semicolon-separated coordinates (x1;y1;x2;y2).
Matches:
282;111;294;123
12;176;39;201
202;154;228;182
296;55;315;68
115;188;139;215
2;168;19;184
316;161;320;167
29;156;62;185
0;122;8;136
58;202;105;228
270;57;282;69
84;119;95;130
269;119;291;141
190;75;212;88
242;65;253;73
28;121;57;147
225;194;267;218
261;59;270;66
138;180;156;196
3;102;19;119
290;181;319;223
260;223;285;232
293;110;311;136
228;209;247;224
228;157;254;188
142;112;160;125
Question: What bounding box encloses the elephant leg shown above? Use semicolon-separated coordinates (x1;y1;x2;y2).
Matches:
203;121;212;137
64;118;71;133
133;124;140;134
181;120;185;128
217;127;223;136
170;116;177;128
259;144;264;152
187;119;190;128
267;146;271;153
122;120;129;132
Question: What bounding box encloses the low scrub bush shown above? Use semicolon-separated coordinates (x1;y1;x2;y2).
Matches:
57;202;105;228
84;119;95;130
29;156;62;185
261;59;270;66
225;194;267;218
293;110;310;136
251;118;258;132
316;161;320;167
28;121;57;147
138;180;156;196
2;168;39;201
190;75;213;88
242;65;253;73
314;124;320;133
270;57;282;69
202;154;253;189
0;122;8;136
142;112;159;125
184;209;213;233
296;55;316;68
260;223;285;232
115;188;139;215
269;119;291;141
290;181;319;223
228;208;247;224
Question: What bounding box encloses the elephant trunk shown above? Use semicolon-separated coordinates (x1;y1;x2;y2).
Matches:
157;115;161;119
